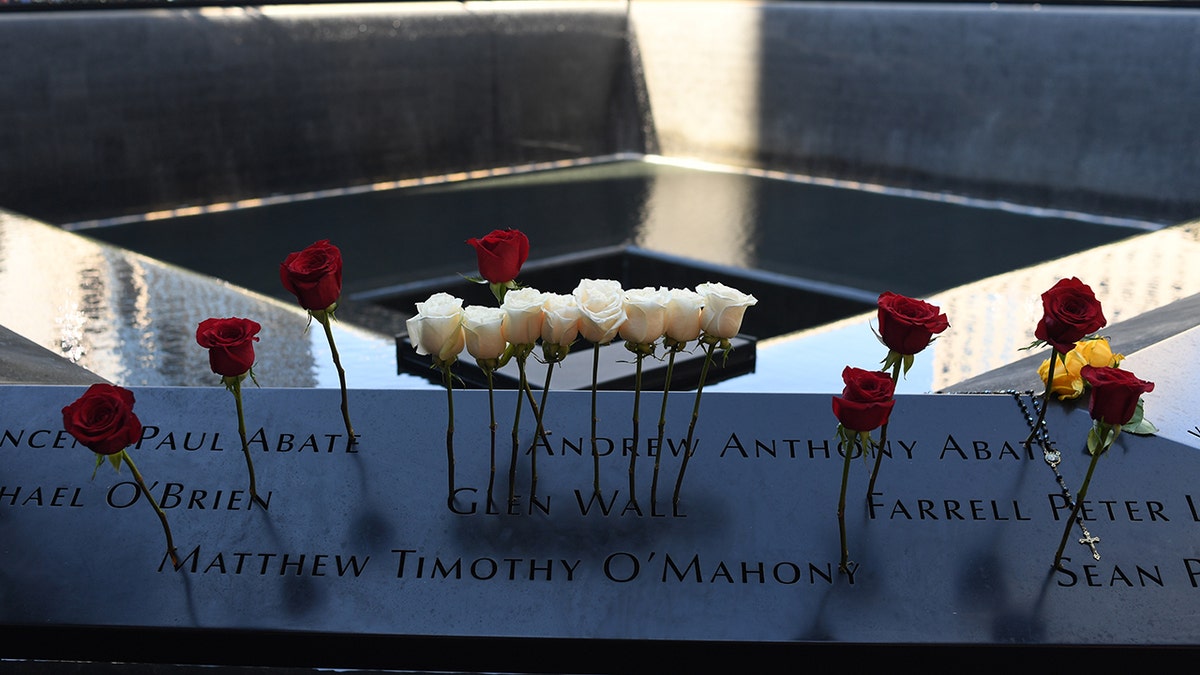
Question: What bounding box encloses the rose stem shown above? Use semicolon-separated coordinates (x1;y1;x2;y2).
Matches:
651;346;679;507
628;350;645;510
1027;350;1058;445
673;340;716;507
509;352;527;505
591;342;602;498
442;362;456;508
486;368;497;511
1053;438;1105;568
319;313;356;445
529;358;557;499
231;376;267;510
837;435;854;574
121;450;179;567
867;359;902;498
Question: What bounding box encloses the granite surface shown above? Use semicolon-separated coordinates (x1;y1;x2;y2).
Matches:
1;383;1197;670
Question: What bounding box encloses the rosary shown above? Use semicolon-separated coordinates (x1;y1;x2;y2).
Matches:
1007;390;1101;560
933;389;1101;560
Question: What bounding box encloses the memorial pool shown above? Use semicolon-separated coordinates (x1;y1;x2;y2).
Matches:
72;158;1151;326
53;157;1169;392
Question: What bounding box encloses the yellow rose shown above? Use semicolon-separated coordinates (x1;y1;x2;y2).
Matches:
1037;338;1125;400
1074;337;1125;370
1038;355;1084;400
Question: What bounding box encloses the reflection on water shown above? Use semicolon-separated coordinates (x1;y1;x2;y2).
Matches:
7;158;1199;392
636;163;756;270
72;158;1151;306
0;212;436;390
711;220;1200;394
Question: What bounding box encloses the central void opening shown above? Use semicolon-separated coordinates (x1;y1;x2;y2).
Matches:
74;158;1148;388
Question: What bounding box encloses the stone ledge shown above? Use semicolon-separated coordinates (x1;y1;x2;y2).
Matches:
0;325;106;385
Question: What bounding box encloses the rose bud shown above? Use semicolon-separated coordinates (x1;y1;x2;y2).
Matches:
831;366;896;433
463;305;508;365
540;293;581;346
1081;366;1155;427
501;287;548;347
697;281;757;340
406;292;466;366
196;317;261;378
662;287;705;346
61;383;143;456
876;291;949;356
1035;277;1107;354
619;286;669;347
467;229;530;285
280;239;343;313
574;278;627;345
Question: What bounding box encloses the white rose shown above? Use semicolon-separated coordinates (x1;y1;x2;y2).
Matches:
697;282;757;339
541;293;581;345
501;287;547;346
663;287;705;344
462;305;508;361
573;278;627;345
406;292;466;364
619;286;669;345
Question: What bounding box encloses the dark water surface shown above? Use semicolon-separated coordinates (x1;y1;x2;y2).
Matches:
77;159;1146;337
21;160;1197;392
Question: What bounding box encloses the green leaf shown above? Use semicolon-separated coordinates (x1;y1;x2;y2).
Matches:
1124;398;1158;436
1125;414;1157;435
1126;419;1159;435
1087;422;1118;456
1086;425;1102;455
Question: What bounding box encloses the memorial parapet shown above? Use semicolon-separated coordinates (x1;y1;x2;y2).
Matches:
1;383;1197;671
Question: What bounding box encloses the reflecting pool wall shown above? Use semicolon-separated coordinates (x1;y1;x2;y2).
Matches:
5;2;1200;225
0;1;648;224
631;1;1200;223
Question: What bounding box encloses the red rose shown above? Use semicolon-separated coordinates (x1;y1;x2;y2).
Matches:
196;317;261;377
877;291;949;355
280;240;343;312
1081;366;1154;426
62;383;143;455
1035;277;1106;354
466;229;529;284
831;366;896;432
